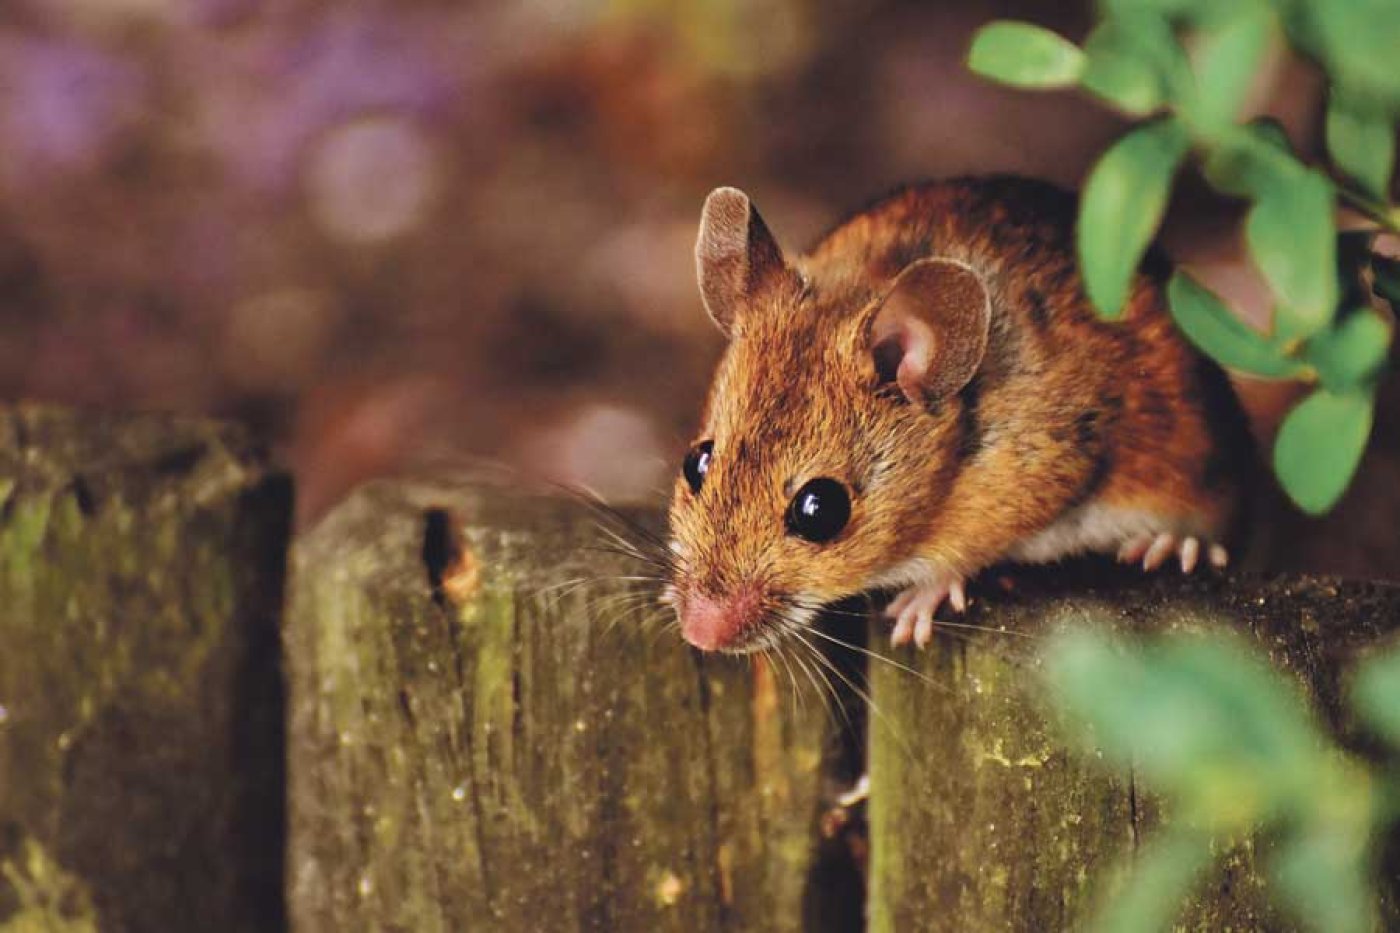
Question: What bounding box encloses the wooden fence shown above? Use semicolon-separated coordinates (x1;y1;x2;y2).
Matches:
2;404;1397;931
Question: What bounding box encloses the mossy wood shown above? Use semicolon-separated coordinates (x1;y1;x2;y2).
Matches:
0;404;291;933
9;404;1400;933
868;566;1400;932
286;478;843;933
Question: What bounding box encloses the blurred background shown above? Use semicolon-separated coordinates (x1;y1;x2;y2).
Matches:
0;0;1343;530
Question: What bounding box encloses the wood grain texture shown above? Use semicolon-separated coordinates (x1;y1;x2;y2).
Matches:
0;403;291;933
867;564;1400;932
286;478;840;932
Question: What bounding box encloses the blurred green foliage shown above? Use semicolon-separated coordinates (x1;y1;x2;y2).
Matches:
968;0;1400;515
1045;627;1400;933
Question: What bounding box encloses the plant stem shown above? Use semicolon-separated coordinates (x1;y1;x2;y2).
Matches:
1337;186;1400;235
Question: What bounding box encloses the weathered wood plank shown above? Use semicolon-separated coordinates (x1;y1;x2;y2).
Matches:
286;478;841;932
867;565;1400;932
0;404;292;932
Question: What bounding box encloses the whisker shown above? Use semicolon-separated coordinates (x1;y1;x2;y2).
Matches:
784;627;856;739
793;597;1039;641
581;544;671;573
594;592;670;637
802;622;946;690
764;646;805;715
789;640;849;734
793;629;910;756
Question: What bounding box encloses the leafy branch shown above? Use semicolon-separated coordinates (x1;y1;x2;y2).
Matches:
968;0;1399;514
1044;627;1400;933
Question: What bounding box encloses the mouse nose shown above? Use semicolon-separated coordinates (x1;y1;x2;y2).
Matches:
679;589;762;651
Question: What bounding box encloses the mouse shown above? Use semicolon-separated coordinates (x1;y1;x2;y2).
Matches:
663;176;1253;652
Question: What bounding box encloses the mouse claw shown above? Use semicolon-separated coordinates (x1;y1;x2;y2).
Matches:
1179;537;1200;573
1121;532;1229;575
1142;533;1177;571
1117;534;1153;564
890;612;916;647
886;575;967;649
913;611;936;649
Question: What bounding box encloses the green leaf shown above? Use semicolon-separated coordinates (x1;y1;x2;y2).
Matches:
1080;14;1185;115
1246;116;1293;152
1168;272;1305;378
1282;0;1400;111
1100;0;1214;19
1184;8;1276;132
1305;307;1391;392
1269;824;1376;933
968;22;1085;88
1350;641;1400;748
1326;90;1397;202
1273;388;1375;515
1045;630;1321;825
1201;119;1296;198
1245;169;1338;336
1091;828;1214;933
1078;119;1190;318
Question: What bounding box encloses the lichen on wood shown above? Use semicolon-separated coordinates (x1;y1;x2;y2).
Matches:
0;404;291;933
866;564;1400;932
15;403;1400;932
286;478;838;932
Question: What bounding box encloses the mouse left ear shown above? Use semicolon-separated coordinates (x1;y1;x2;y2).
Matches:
867;258;991;406
695;187;792;338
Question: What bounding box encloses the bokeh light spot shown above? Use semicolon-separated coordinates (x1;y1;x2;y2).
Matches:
305;116;439;245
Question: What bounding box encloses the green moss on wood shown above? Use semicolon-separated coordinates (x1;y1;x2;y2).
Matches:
287;480;833;932
0;404;291;933
0;838;98;933
867;565;1400;932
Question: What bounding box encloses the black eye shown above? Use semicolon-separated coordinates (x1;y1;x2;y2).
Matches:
786;478;851;543
683;440;713;493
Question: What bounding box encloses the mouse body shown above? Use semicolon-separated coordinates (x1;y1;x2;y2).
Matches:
665;176;1251;652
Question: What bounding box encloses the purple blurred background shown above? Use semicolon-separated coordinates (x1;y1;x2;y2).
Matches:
0;0;1332;528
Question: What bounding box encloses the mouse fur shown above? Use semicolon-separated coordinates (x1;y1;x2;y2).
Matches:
666;175;1252;652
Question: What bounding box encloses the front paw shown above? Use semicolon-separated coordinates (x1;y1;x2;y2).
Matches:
1117;533;1229;573
884;576;968;649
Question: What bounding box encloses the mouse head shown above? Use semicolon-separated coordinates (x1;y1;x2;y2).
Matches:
667;187;991;653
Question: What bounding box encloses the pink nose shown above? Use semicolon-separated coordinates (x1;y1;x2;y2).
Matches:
680;590;761;651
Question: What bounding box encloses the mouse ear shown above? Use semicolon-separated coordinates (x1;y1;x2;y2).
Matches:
695;187;790;338
868;258;991;406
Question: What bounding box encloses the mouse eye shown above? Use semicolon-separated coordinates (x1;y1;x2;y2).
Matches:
786;478;851;543
683;440;714;493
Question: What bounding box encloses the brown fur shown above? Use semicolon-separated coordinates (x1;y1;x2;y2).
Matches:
668;176;1250;651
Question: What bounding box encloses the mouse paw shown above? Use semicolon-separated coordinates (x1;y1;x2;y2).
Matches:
884;576;968;649
1117;533;1228;573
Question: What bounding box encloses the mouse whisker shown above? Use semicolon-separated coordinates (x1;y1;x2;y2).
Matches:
785;639;851;734
800;623;943;689
570;492;672;552
581;546;670;574
789;595;1040;642
762;645;806;715
585;528;672;569
590;590;670;631
791;629;911;753
920;618;1039;640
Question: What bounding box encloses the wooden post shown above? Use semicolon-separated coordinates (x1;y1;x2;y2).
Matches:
866;565;1400;931
10;403;1400;931
285;478;844;932
0;404;291;932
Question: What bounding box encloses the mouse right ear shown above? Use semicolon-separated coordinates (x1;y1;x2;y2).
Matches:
868;258;991;406
695;187;790;338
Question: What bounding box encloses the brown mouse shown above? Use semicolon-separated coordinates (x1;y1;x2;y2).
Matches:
664;176;1252;652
